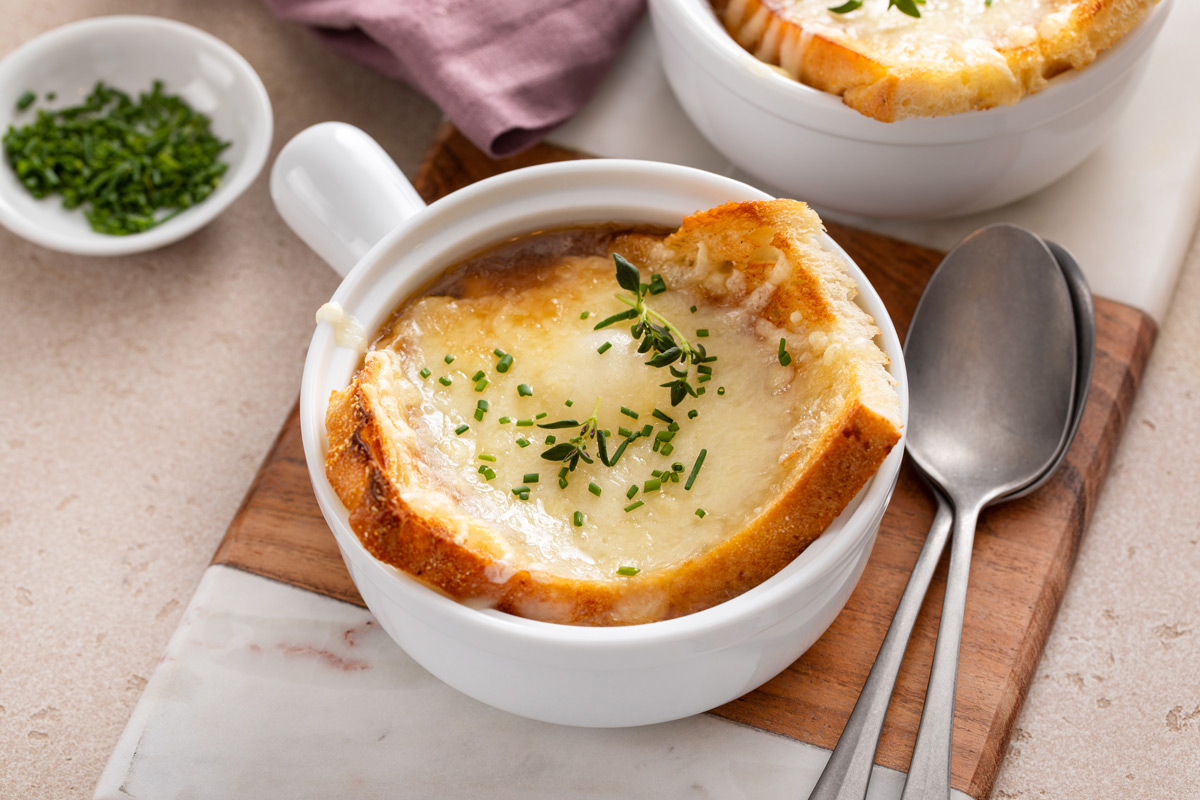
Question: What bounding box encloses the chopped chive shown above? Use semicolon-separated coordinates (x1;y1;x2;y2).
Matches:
573;511;584;526
16;90;36;111
685;449;707;490
474;409;485;421
644;478;661;492
698;374;712;383
697;365;712;375
523;473;540;484
778;338;793;367
419;367;431;379
580;311;591;320
717;387;726;396
624;501;644;513
660;443;674;456
697;387;706;395
559;467;569;478
479;453;497;462
620;406;639;419
559;477;569;489
641;424;653;437
618;426;632;438
545;435;557;444
565;399;574;407
499;416;513;424
518;384;533;397
444;354;455;364
493;348;506;357
651;469;663;478
617;565;641;576
652;409;674;423
655;430;676;442
668;421;680;432
535;412;548;419
438;376;452;386
512;486;531;498
516;419;534;427
648;274;666;295
690;305;698;313
588;482;602;497
454;424;469;435
688;409;699;419
597;342;613;355
475;379;489;392
672;463;685;472
695;508;707;518
626;485;639;500
477;399;490;411
478;466;496;480
472;370;485;382
496;353;514;373
516;437;531;448
696;329;709;338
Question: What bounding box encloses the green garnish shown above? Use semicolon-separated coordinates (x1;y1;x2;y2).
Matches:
647;273;666;295
644;478;661;493
620;406;639;419
499;416;513;424
717;387;726;396
685;449;707;490
565;399;574;407
516;437;531;447
829;0;933;15
778;338;793;367
696;329;709;338
496;352;514;373
454;424;469;435
518;383;533;397
626;485;639;500
512;486;531;500
475;378;489;392
624;501;644;513
523;473;540;484
419;367;431;379
478;465;496;481
573;511;584;527
472;370;486;381
516;419;534;427
652;409;673;424
479;453;497;462
588;481;602;497
535;412;548;420
545;435;557;444
4;80;231;235
438;376;452;387
597;342;612;355
827;0;862;12
617;565;640;576
688;409;699;419
539;399;600;471
594;253;713;406
660;443;674;457
695;508;707;519
580;311;591;320
444;354;455;364
474;399;489;421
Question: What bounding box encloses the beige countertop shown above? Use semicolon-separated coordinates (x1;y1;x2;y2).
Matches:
1;1;1197;797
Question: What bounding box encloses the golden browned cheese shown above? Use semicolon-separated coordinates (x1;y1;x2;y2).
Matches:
324;200;902;625
714;0;1159;121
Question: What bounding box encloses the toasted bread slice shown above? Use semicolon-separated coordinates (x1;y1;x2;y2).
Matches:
324;200;901;625
715;0;1158;121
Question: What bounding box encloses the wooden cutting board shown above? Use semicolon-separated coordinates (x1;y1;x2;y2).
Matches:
214;124;1156;799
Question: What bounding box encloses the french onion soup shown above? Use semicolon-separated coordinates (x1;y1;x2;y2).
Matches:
323;199;901;625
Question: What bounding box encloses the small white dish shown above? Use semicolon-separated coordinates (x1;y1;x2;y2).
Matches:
0;15;272;255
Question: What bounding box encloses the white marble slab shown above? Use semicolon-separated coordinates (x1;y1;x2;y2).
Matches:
553;3;1200;323
97;565;964;800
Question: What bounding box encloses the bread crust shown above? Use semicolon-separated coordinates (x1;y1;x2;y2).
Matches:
325;200;902;625
715;0;1159;121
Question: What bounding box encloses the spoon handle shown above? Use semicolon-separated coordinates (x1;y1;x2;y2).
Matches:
807;490;954;800
900;500;983;800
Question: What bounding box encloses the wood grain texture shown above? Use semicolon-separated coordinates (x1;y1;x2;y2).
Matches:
212;123;1157;799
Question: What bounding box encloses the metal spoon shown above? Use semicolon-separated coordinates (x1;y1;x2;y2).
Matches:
899;224;1077;799
807;230;1091;800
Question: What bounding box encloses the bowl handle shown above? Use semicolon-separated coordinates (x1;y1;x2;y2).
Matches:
270;122;427;278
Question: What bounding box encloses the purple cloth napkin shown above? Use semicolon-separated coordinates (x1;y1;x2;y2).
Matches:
263;0;646;157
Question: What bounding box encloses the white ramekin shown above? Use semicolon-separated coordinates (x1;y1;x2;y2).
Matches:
271;122;908;727
648;0;1172;219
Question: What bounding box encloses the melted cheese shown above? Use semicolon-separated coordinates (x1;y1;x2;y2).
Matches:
368;256;805;580
735;0;1079;76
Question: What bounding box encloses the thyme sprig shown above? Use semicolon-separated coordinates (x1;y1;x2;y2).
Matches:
594;253;714;406
538;397;649;472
